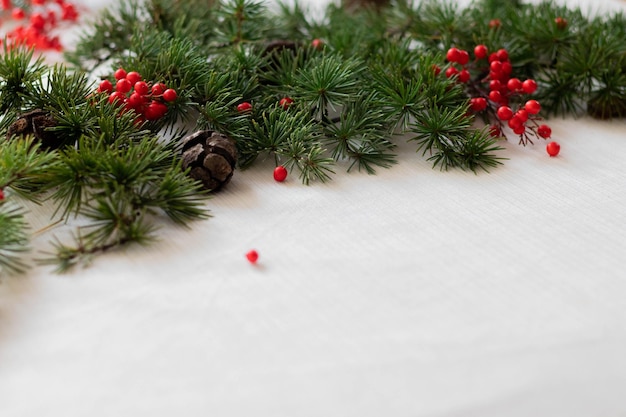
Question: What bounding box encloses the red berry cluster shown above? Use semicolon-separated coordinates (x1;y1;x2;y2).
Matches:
442;44;553;148
0;0;79;51
97;68;178;123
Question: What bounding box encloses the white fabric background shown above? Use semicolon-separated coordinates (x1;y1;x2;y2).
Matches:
2;0;626;416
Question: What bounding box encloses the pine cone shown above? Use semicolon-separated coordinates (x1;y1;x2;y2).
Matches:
181;130;237;192
7;109;62;150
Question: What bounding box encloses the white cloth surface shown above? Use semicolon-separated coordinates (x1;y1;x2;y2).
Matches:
2;0;626;416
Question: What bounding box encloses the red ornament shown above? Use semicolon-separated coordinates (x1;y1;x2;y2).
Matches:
246;250;259;264
237;102;252;113
273;165;288;182
546;141;560;157
162;88;178;102
279;97;293;109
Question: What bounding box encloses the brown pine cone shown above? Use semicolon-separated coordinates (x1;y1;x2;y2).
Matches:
181;130;237;192
7;109;62;150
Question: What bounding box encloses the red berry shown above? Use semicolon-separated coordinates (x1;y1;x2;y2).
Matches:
446;47;461;63
144;101;168;120
489;79;502;91
488;19;501;29
488;52;499;63
501;61;513;75
513;124;526;135
496;105;513;121
489;125;502;138
11;7;25;20
108;91;126;106
246;250;259;264
470;97;487;112
524;99;541;115
490;60;502;74
114;68;127;80
134;81;149;96
445;66;459;78
506;77;522;92
30;13;46;30
457;50;470;66
162;88;178;102
522;79;538;94
0;188;4;201
125;71;142;85
311;38;323;50
279;97;293;109
488;90;502;103
458;69;470;83
237;102;252;113
128;92;145;109
273;165;288;182
98;79;113;94
116;78;132;94
151;83;166;96
496;48;509;62
474;44;488;59
508;116;523;130
555;17;568;30
432;65;441;76
546;141;560;157
515;109;529;123
537;124;552;138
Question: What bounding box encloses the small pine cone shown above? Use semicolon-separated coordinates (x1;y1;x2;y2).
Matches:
181;130;237;192
7;109;62;150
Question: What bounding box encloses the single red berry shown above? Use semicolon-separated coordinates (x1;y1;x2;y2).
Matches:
125;71;142;85
469;97;487;112
489;124;502;138
507;78;523;92
246;250;259;264
311;38;323;50
128;92;145;109
114;68;127;80
134;81;149;96
524;99;541;115
515;109;529;123
98;79;113;94
11;7;25;20
507;116;524;130
458;69;470;83
474;44;488;60
489;79;502;91
273;165;288;182
555;17;568;30
546;141;560;156
457;50;470;66
445;66;459;78
0;188;4;201
488;90;502;103
490;60;503;74
279;97;293;109
151;83;166;96
116;78;132;94
488;52;499;63
488;19;501;29
496;105;513;121
496;48;509;62
522;79;538;94
501;61;513;75
537;124;552;138
513;124;526;135
144;101;168;120
2;0;11;11
162;88;178;102
446;47;461;63
108;91;126;106
237;102;252;113
30;13;46;30
432;64;442;76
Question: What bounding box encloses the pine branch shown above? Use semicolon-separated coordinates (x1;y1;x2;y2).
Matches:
0;202;30;276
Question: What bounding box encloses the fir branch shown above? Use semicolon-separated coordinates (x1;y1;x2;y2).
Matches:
0;44;47;113
0;202;30;276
